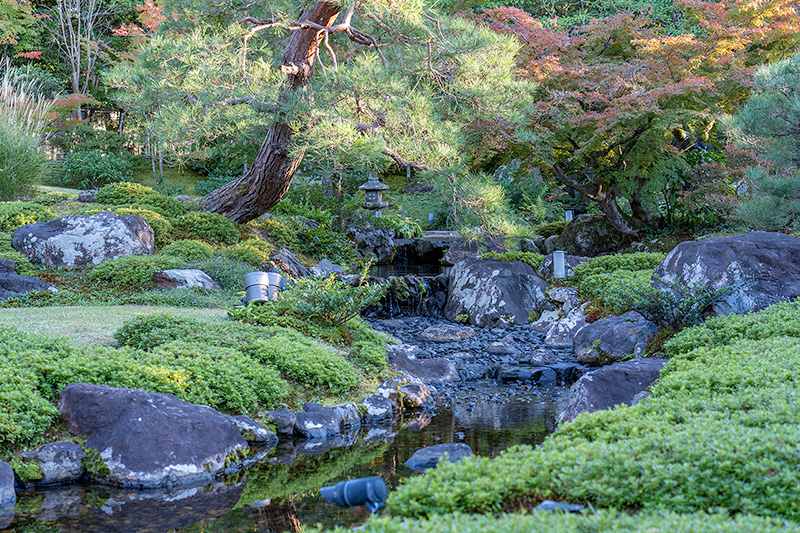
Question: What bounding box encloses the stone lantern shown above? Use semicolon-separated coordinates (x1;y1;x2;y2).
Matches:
359;174;389;217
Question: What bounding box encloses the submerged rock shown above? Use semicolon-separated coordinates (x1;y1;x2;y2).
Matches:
404;443;472;472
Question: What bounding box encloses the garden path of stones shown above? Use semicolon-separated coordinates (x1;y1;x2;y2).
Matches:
369;316;586;409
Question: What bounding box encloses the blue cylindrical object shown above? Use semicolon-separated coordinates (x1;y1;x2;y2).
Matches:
320;476;387;512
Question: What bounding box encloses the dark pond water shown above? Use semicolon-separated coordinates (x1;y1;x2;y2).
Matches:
6;383;567;533
368;264;444;278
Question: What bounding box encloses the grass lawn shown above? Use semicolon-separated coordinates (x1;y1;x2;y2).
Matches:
0;305;228;345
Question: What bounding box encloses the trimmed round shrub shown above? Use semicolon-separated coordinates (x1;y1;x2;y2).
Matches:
131;194;192;218
90;254;184;289
95;182;157;205
161;239;216;261
532;220;568;238
249;330;361;393
114;312;204;350
176;211;239;244
256;219;297;249
223;239;274;266
0;201;55;232
56;151;132;190
152;341;288;410
570;252;667;285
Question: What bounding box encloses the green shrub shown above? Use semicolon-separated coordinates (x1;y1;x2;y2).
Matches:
579;269;654;313
569;252;666;285
248;330;360;393
0;201;55;232
294;224;355;264
223;239;274;266
532;220;568;238
114;313;205;350
131;194;192;218
580;269;727;329
187;256;254;291
160;239;216;261
0;232;34;273
372;215;425;239
0;362;58;449
272;200;335;226
113;207;175;248
278;276;389;326
90;255;184;290
256;219;297;249
479;251;544;270
56;151;133;190
194;172;236;196
175;211;239;244
153;181;187;197
95;182;157;205
321;510;800;533
152;341;287;410
666;300;800;356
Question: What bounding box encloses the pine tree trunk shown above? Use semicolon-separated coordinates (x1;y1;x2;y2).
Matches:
202;2;341;223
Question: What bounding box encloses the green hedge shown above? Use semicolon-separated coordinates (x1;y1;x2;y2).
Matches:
569;252;666;285
248;330;361;394
175;211;239;245
95;182;156;205
386;303;800;521
0;201;55;232
90;255;184;289
322;510;800;533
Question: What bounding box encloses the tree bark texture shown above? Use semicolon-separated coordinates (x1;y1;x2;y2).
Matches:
202;2;341;223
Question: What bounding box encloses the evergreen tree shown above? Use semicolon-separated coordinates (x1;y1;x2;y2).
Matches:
109;0;529;223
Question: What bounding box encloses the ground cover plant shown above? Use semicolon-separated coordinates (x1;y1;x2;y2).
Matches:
0;301;390;458
379;300;800;526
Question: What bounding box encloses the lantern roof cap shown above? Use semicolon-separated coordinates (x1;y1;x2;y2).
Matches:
359;175;389;191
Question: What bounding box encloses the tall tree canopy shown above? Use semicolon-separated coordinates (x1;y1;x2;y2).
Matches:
109;0;530;223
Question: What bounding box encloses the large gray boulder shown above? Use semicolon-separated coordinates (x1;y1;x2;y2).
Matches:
12;211;154;268
573;311;659;364
58;383;247;488
19;441;86;485
558;358;667;424
551;214;632;257
404;443;472;473
444;257;549;327
652;232;800;316
0;259;58;301
153;269;221;290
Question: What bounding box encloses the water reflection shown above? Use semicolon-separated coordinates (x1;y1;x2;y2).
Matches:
6;384;566;532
